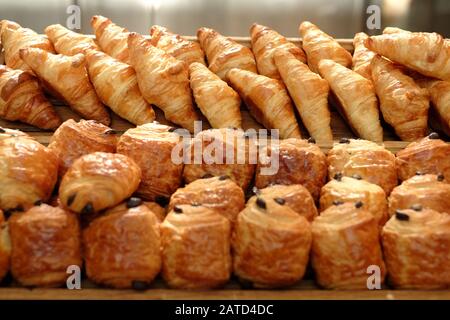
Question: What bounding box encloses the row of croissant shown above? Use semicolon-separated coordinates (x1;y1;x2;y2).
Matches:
1;17;449;142
0;121;449;289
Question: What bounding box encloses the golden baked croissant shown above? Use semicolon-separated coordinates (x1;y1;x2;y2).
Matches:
91;15;130;64
0;210;10;282
128;32;199;132
250;23;306;79
20;47;110;125
299;21;352;73
45;24;98;56
0;65;61;129
189;62;242;128
273;49;332;143
150;25;206;66
227;68;301;139
370;55;429;141
352;32;376;79
318;59;383;142
197;27;257;80
85;49;155;125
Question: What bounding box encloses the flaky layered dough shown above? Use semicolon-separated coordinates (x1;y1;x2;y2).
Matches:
45;24;98;56
273;49;332;143
20;47;110;125
382;208;450;289
250;23;306;79
232;198;311;288
311;203;386;289
370;55;429;141
150;25;206;66
197;27;257;80
83;204;161;289
161;205;232;289
0;128;58;212
0;210;10;282
327;139;398;195
318;59;383;142
9;204;82;287
227;68;301;139
59;152;141;214
0;65;61;129
189;62;242;129
352;32;376;79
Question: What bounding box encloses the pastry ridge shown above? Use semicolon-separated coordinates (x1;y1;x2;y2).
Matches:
45;24;99;56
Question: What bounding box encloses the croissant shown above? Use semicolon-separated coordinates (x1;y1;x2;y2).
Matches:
197;27;257;80
45;24;98;56
19;47;110;125
227;68;301;139
150;25;206;66
189;62;241;128
91;15;130;64
352;32;376;80
0;65;61;129
318;59;383;142
299;21;352;73
85;49;155;125
273;49;332;143
128;32;199;132
370;55;429;141
250;23;306;79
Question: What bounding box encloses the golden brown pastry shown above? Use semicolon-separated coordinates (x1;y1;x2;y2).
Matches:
370;55;429;141
0;128;58;213
299;21;352;73
143;201;166;223
382;208;450;289
128;32;199;132
91;15;130;64
0;65;61;129
327;139;398;195
318;59;383;142
0;20;20;34
117;122;184;201
320;176;388;226
45;24;99;56
273;49;332;143
197;27;257;80
311;202;386;289
250;23;306;79
352;32;376;79
189;62;242;129
183;128;256;190
20;47;110;125
227;68;301;139
255;138;327;201
0;210;10;282
150;25;206;66
161;204;231;289
83;201;161;289
59;152;141;214
169;176;245;223
396;133;450;182
48;119;117;176
9;204;82;287
232;197;311;288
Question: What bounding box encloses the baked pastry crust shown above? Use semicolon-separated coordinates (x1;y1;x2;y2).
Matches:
45;24;98;56
0;210;10;282
352;32;376;80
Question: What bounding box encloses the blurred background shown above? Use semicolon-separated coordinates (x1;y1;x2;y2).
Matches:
0;0;448;37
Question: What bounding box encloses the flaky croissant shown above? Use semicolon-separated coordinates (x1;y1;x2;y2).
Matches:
352;32;376;80
227;68;301;139
45;24;98;56
20;47;110;125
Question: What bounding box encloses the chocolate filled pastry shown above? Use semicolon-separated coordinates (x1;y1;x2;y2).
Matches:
48;119;117;176
327;139;397;195
161;205;232;289
59;152;141;214
117;122;183;201
388;174;450;216
320;176;388;226
0;210;10;282
169;176;245;223
382;208;450;289
83;202;161;289
9;204;82;287
0;128;58;213
311;202;386;289
396;134;450;182
45;24;99;56
255;138;327;201
232;197;312;288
